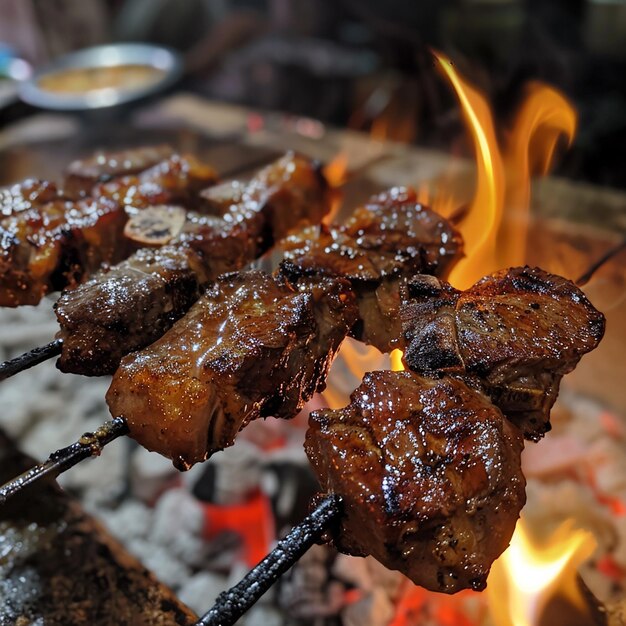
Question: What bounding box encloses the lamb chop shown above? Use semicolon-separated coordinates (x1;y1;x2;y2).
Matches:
305;370;526;594
107;270;358;469
55;153;329;376
280;186;462;352
400;267;606;440
0;149;218;307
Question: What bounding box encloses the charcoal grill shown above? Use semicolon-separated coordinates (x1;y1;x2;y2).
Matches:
0;97;624;625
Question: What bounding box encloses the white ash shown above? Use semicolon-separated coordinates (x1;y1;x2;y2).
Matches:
342;588;396;626
150;488;208;568
206;439;263;505
130;445;180;503
177;572;228;614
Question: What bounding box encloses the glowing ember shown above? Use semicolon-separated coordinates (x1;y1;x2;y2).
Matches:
487;519;596;626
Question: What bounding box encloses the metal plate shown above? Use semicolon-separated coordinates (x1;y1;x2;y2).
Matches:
18;43;183;111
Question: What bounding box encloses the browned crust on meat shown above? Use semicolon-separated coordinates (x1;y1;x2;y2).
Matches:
107;271;357;468
305;370;526;593
401;266;606;440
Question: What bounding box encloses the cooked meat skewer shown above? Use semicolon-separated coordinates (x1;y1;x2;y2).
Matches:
0;269;358;498
400;267;605;440
105;188;463;467
55;152;329;376
107;269;358;469
0;265;605;613
305;370;526;594
0;151;297;380
280;186;462;353
1;148;218;307
1;181;459;380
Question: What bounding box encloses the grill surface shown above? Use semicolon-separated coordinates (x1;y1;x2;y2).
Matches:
0;428;198;626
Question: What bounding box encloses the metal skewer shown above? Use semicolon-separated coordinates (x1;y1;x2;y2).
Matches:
195;494;343;626
0;338;63;382
575;237;626;286
0;417;128;506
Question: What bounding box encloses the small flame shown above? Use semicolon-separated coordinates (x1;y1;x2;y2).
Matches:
433;52;577;289
322;152;349;224
416;182;458;219
390;349;404;371
487;519;596;626
323;152;349;189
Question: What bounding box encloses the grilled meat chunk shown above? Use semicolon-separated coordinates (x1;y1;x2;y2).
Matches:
55;153;330;376
0;151;219;308
1;196;130;307
281;187;461;352
305;370;525;593
200;151;328;237
401;267;606;440
54;208;263;376
107;270;358;469
55;245;204;376
90;153;219;211
1;179;61;217
63;144;174;197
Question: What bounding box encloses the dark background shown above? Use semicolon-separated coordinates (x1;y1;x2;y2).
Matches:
2;0;625;189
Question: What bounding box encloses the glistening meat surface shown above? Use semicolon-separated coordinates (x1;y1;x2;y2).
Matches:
63;144;175;197
1;196;130;307
107;270;358;469
280;186;462;352
305;370;526;593
401;267;606;440
0;149;218;307
54;153;329;376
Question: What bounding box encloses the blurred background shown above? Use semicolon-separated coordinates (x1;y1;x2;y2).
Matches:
1;0;625;189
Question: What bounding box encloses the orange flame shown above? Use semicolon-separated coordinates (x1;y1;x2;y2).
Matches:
487;519;596;626
416;181;458;219
433;52;577;289
435;53;505;290
322;152;349;224
390;348;404;371
323;152;349;189
499;82;577;267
